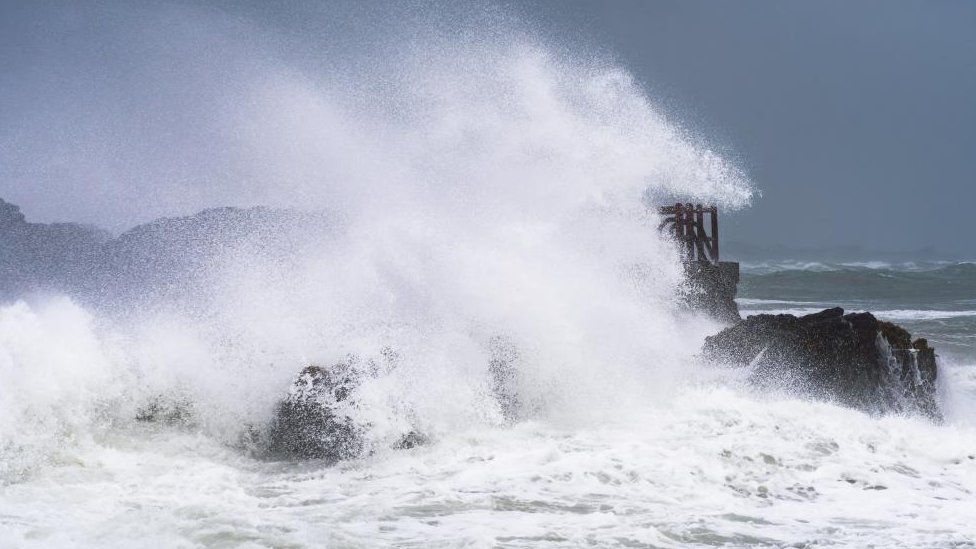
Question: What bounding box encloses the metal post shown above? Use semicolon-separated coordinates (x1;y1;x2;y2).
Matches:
694;203;707;262
678;203;686;260
710;206;719;262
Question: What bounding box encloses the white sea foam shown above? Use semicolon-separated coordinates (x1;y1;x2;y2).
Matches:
739;261;835;274
838;261;894;269
740;260;973;274
1;0;749;480
739;306;976;322
736;298;822;307
2;381;975;547
876;309;976;321
1;3;972;547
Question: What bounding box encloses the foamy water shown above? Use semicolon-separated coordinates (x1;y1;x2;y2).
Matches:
3;351;974;547
2;3;974;548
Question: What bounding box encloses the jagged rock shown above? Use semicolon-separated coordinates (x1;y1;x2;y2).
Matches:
703;307;940;418
264;334;528;462
265;364;365;462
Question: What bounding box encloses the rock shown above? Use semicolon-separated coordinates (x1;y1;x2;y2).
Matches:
486;335;522;423
703;308;940;418
265;352;432;462
264;334;527;463
682;261;741;324
393;431;430;450
265;364;365;462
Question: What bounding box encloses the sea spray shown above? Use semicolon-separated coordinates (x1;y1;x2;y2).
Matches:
2;4;976;547
1;8;753;469
0;298;131;482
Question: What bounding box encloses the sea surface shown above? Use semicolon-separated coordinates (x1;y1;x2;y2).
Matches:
4;3;973;545
739;261;976;361
1;261;974;548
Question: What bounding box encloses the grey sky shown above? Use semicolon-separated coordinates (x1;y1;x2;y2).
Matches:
2;1;974;255
513;0;976;256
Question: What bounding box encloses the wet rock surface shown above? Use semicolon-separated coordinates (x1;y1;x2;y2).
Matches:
264;339;524;462
265;364;366;463
704;307;940;418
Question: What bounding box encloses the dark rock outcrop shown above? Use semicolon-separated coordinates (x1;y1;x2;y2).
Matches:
264;350;433;462
265;364;365;463
704;307;940;418
265;337;523;462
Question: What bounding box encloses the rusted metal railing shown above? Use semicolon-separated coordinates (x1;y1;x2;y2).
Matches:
658;203;720;263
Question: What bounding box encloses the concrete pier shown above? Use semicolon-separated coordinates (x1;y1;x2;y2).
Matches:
658;203;740;323
684;260;740;323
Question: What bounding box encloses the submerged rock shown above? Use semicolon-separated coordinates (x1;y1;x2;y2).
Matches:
703;307;940;418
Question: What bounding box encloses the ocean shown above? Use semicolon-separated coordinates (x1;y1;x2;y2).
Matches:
0;259;973;548
1;11;974;545
739;261;976;362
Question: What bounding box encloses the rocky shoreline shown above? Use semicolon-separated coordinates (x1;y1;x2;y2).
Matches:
704;307;940;419
3;197;943;461
250;260;944;461
257;307;941;462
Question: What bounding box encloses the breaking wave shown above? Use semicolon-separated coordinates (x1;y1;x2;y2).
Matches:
0;1;751;484
3;3;974;547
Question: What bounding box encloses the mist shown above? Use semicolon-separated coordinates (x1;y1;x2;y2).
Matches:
0;0;752;463
0;1;749;233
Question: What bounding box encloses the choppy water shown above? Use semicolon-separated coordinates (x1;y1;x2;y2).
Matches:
2;262;973;548
4;394;976;548
2;3;975;547
740;262;976;360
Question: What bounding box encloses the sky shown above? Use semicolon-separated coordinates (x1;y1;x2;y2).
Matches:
1;0;974;256
514;0;976;256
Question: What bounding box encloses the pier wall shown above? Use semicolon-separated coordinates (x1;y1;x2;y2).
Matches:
683;261;740;324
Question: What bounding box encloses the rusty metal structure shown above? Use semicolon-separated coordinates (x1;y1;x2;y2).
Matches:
658;203;720;263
